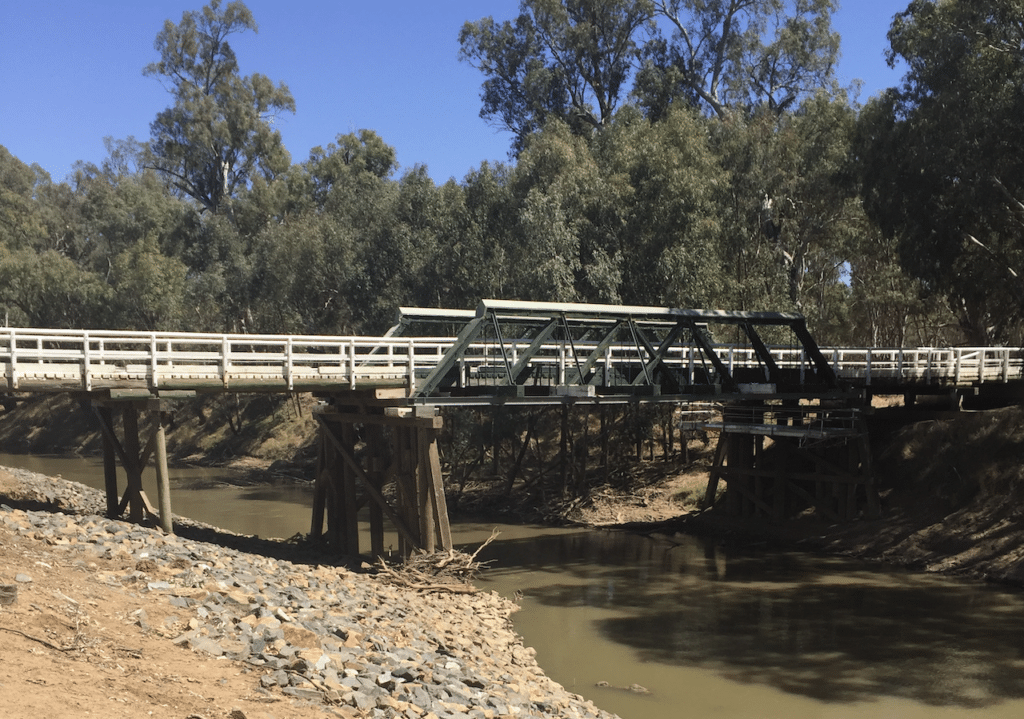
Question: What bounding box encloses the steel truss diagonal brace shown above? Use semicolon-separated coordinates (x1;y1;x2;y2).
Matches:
741;322;781;382
629;322;685;391
414;316;487;397
687;321;737;391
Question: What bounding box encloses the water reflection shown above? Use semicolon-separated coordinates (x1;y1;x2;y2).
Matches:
471;529;1024;718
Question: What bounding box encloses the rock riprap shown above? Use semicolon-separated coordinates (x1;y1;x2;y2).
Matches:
0;467;616;719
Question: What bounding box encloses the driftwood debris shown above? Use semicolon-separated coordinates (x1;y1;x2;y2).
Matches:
376;528;500;593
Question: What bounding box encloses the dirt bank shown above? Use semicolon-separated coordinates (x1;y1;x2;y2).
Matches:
594;404;1024;585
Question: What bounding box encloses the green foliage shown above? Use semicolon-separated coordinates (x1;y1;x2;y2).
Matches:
859;0;1024;344
0;146;48;252
460;0;655;153
0;249;110;328
108;235;189;330
639;0;841;119
0;0;984;355
144;0;295;214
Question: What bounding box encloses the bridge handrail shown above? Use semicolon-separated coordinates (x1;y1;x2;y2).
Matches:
0;327;1020;393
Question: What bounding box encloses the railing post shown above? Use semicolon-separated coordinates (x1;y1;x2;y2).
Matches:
865;350;872;386
954;348;962;384
82;331;92;391
897;349;904;383
222;335;231;388
1003;349;1011;383
349;339;357;390
558;343;566;385
9;329;17;390
150;333;159;388
407;339;416;393
286;336;294;391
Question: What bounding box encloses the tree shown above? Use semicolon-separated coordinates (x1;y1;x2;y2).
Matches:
0;146;47;252
144;0;295;214
635;0;841;120
858;0;1024;344
108;235;189;330
593;106;726;307
460;0;655;154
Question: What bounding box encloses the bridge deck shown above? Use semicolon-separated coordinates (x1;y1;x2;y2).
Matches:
0;300;1019;403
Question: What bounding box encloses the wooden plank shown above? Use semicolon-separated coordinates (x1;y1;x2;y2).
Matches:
716;466;867;485
318;409;442;429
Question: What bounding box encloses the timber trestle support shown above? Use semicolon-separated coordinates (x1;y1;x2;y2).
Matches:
702;401;879;522
311;399;452;558
92;399;173;533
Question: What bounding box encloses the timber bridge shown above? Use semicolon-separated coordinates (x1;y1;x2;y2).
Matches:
1;299;1021;557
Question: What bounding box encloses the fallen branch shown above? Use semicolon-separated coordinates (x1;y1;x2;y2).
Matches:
0;625;71;652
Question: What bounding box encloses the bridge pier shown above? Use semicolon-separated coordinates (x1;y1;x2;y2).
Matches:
312;399;452;558
92;399;173;533
703;402;878;522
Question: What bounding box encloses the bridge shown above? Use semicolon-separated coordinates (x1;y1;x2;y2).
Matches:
1;299;1021;555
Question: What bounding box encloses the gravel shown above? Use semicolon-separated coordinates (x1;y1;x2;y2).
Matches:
0;466;618;719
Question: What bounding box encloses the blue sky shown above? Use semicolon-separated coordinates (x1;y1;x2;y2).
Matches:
1;1;908;186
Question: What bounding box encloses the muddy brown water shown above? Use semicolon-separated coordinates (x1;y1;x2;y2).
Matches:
4;452;1024;719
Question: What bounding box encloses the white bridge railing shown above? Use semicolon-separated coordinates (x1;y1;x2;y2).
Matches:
0;328;1020;395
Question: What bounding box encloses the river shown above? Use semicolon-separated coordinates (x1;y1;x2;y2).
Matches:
4;452;1024;719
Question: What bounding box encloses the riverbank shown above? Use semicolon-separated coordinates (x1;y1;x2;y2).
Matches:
589;404;1024;586
0;467;616;719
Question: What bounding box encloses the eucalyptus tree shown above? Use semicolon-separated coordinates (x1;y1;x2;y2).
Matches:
858;0;1024;344
592;105;727;308
144;0;295;215
0;147;50;257
460;0;656;154
635;0;841;120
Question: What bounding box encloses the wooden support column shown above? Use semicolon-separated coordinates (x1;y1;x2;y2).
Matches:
366;424;387;559
97;406;118;517
122;405;144;523
702;435;728;510
152;409;172;533
340;422;360;555
858;415;879;518
310;432;327;539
